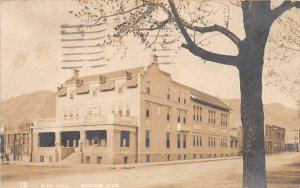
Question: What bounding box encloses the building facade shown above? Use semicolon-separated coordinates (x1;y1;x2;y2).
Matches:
0;121;33;161
32;56;232;165
236;124;286;155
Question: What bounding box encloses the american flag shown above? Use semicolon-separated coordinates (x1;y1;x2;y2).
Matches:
60;23;107;69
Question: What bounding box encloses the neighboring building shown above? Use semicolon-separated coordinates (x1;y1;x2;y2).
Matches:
286;129;300;152
229;128;238;156
237;124;286;155
0;121;33;161
32;55;232;165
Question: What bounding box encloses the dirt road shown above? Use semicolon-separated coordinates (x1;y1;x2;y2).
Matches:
1;152;299;188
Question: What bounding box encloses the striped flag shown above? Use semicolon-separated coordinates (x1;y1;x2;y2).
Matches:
60;23;107;69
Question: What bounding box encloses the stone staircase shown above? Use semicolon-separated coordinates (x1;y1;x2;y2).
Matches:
59;152;82;164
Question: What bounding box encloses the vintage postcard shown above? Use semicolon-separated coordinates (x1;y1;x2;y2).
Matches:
0;0;299;188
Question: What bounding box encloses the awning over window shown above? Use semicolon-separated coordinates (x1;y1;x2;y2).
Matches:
74;84;89;94
98;82;115;91
125;77;138;88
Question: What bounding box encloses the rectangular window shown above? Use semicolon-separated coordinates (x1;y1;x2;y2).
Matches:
196;106;199;121
183;112;187;124
146;81;151;94
208;110;211;123
178;92;181;103
119;105;122;116
167;88;171;100
69;109;73;120
146;155;150;162
70;93;74;99
208;137;211;147
193;135;195;146
126;105;130;116
184;94;187;104
120;131;130;147
197;136;199;146
63;110;67;120
75;108;80;119
167;109;170;121
177;111;181;123
193;106;196;121
200;136;202;146
214;111;216;124
166;133;170;148
145;130;150;148
200;107;202;121
111;104;115;114
146;104;150;118
177;134;181;148
183;135;187;149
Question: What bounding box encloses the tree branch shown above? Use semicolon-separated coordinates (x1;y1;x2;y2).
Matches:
168;0;238;66
145;0;241;46
272;1;300;21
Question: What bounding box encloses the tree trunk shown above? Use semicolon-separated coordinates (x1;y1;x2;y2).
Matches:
238;43;267;188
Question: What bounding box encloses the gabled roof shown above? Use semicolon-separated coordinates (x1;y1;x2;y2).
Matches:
190;88;231;111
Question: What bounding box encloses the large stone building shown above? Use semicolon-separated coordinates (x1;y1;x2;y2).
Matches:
32;56;232;164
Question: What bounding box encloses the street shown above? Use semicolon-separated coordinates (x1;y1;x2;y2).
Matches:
1;152;299;188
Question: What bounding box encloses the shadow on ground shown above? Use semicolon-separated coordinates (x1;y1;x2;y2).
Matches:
268;162;300;187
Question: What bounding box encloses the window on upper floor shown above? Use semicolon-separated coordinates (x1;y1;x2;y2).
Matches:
118;87;123;94
119;105;123;116
167;88;171;100
184;94;187;104
146;103;151;118
214;111;216;124
183;112;187;124
193;106;196;121
146;81;151;94
167;108;170;121
69;109;73;120
145;130;150;148
75;108;80;119
177;134;181;148
200;107;202;121
126;105;130;117
111;104;115;114
178;92;181;103
166;133;171;148
177;111;181;123
63;110;67;120
183;135;187;148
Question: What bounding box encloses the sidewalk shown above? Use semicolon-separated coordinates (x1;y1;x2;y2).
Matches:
4;155;242;169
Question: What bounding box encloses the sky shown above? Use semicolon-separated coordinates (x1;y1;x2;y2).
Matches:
0;0;299;109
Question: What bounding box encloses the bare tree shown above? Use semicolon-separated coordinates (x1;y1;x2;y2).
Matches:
73;0;300;187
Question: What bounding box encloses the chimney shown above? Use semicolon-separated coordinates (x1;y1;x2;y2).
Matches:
73;69;79;79
151;54;158;64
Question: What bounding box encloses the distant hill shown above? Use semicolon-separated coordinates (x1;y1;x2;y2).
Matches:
225;99;299;142
0;91;56;124
1;91;298;142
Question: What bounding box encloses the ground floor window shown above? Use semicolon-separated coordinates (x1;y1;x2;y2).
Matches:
184;154;186;160
120;131;130;147
167;155;171;161
86;130;107;147
178;154;181;160
61;131;80;147
39;132;55;147
146;155;150;162
40;155;44;162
